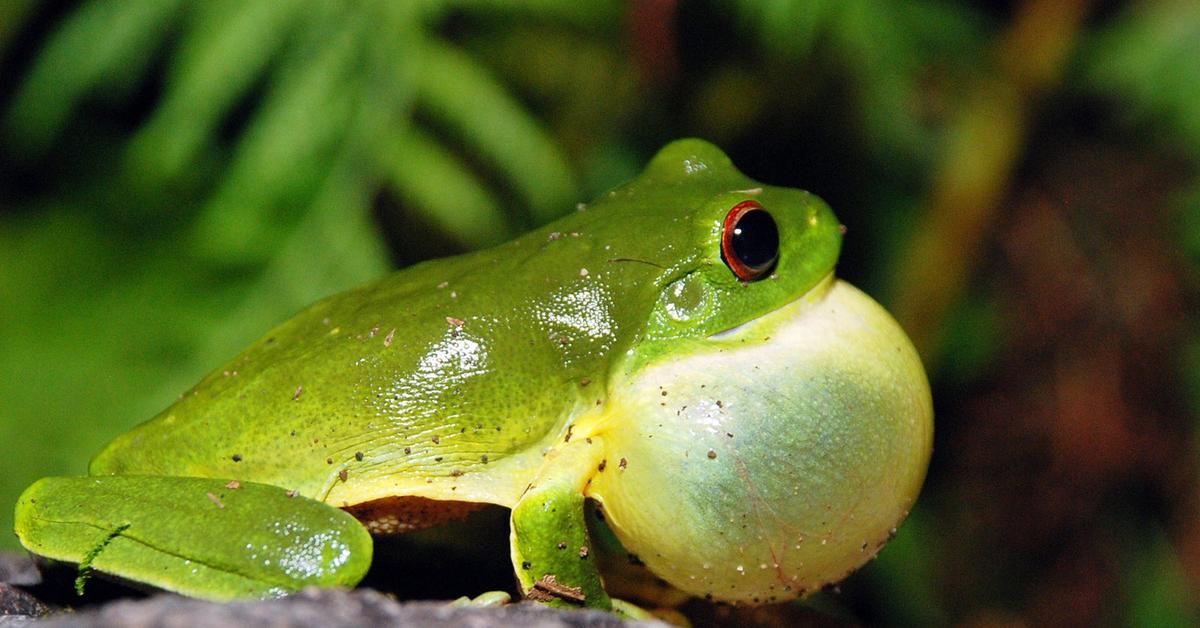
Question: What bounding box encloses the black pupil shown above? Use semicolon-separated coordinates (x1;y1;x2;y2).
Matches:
732;209;779;270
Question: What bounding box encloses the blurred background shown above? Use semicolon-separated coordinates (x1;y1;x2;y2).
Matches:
1;0;1197;624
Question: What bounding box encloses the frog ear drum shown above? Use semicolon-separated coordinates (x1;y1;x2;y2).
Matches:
720;201;779;282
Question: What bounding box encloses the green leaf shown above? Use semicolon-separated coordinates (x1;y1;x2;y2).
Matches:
187;7;371;265
126;0;310;184
382;126;512;249
417;40;577;226
425;0;623;29
1079;0;1200;151
1125;527;1199;627
729;0;984;160
0;0;37;58
3;0;185;157
164;165;392;401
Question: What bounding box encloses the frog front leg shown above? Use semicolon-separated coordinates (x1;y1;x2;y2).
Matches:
14;475;372;599
509;440;611;610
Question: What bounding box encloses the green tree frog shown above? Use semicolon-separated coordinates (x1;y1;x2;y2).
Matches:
13;139;932;611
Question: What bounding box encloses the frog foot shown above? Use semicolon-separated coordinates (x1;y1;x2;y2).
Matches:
451;590;512;607
609;598;660;621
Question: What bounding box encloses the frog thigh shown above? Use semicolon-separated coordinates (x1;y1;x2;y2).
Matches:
508;440;611;610
14;476;372;600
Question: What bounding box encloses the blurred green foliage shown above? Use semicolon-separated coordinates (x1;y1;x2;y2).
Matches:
1;0;1198;624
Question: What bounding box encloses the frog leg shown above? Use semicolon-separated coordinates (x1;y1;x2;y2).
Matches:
509;440;612;611
14;475;372;600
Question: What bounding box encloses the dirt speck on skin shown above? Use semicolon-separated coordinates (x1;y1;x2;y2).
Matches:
224;481;241;489
206;492;224;509
619;458;627;470
231;454;243;463
527;574;586;604
446;317;464;327
292;386;304;401
286;490;298;498
384;329;395;347
707;449;718;460
432;435;441;445
355;451;364;461
338;469;349;482
578;546;589;559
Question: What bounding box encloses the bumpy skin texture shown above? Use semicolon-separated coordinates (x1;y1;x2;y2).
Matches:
15;139;931;606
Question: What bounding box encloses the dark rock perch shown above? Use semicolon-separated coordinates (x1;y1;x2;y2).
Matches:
37;589;665;628
1;552;666;627
0;582;48;618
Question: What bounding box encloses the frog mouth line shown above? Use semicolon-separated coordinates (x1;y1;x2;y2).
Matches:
708;272;838;340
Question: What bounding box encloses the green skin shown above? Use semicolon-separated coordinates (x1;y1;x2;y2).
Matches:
14;140;932;610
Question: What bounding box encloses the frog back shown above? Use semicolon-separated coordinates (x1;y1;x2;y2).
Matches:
89;211;667;511
91;140;767;514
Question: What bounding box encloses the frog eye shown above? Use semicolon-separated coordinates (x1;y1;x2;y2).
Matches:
720;201;779;282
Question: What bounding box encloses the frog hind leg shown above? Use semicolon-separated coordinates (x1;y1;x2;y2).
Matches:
14;476;372;600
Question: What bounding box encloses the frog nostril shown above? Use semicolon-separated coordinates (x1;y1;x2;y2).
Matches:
721;201;779;282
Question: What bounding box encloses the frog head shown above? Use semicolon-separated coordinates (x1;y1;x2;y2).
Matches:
583;140;933;604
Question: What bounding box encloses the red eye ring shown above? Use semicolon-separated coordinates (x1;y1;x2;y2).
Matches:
721;200;780;282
